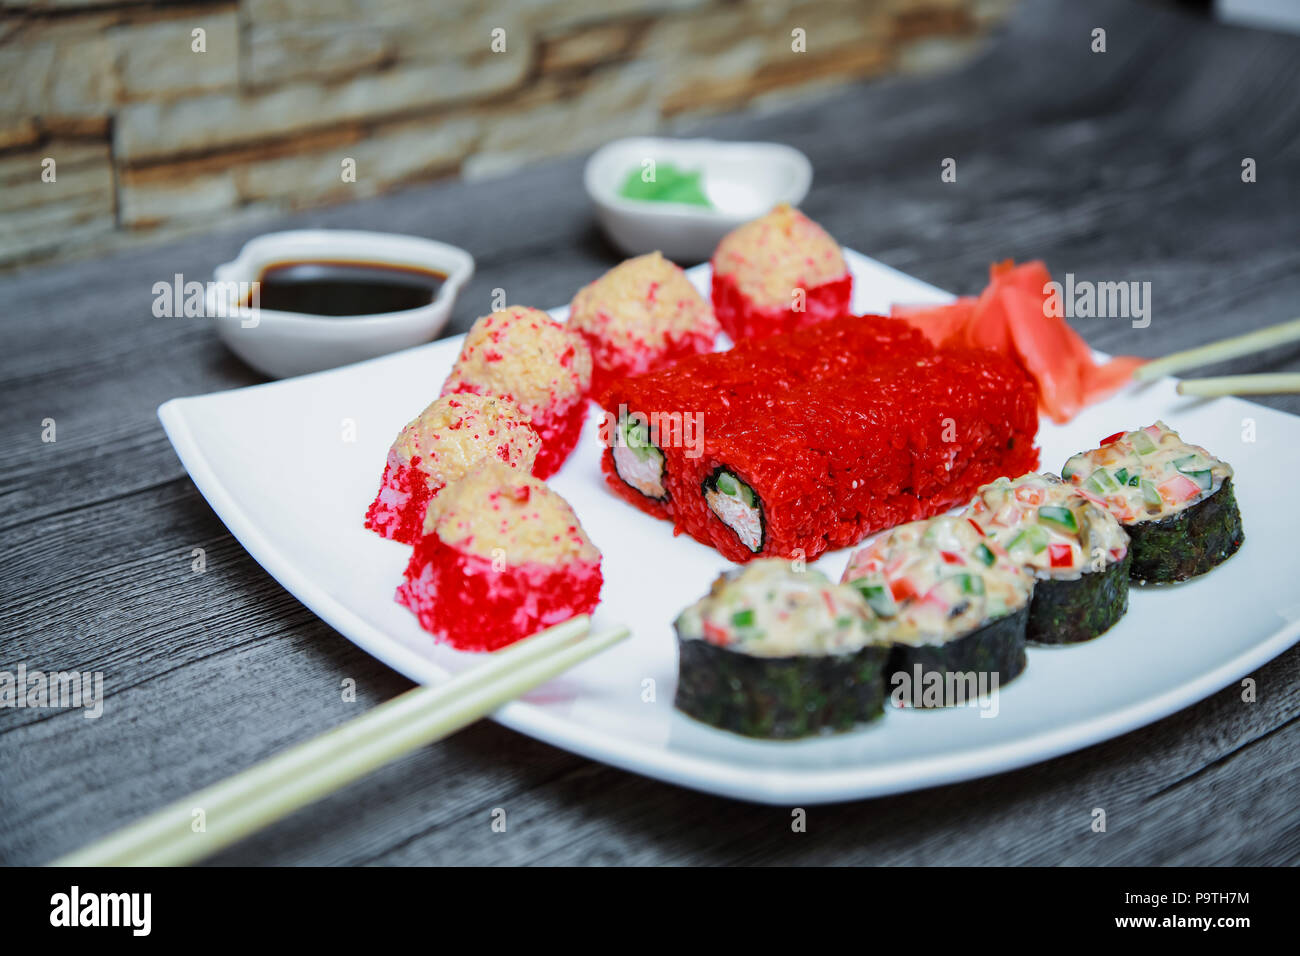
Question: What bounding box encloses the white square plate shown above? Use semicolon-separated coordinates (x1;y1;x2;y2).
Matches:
159;251;1300;804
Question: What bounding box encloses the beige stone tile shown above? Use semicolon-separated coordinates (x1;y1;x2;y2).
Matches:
115;54;529;162
244;22;393;87
116;11;239;101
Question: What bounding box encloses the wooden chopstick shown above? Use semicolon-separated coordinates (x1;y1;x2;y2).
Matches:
1176;373;1300;397
51;615;629;867
1134;316;1300;381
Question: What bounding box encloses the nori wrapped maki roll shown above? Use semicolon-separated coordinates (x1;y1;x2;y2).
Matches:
966;473;1130;644
1062;421;1243;584
673;560;890;739
841;516;1034;708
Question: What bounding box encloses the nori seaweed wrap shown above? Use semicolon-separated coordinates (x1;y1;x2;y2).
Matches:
1063;421;1243;584
673;560;890;739
966;473;1131;644
842;515;1034;708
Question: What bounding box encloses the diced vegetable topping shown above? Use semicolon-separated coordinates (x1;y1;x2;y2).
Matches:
1084;468;1120;495
1158;473;1202;505
841;515;1033;645
1064;422;1232;523
1140;478;1162;507
853;581;897;618
966;472;1127;581
1008;524;1049;554
675;560;883;658
1037;504;1078;534
1048;543;1073;568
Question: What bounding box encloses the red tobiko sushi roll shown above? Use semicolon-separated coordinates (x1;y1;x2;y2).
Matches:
711;203;852;342
396;462;603;651
365;393;541;545
568;251;718;396
442;306;593;479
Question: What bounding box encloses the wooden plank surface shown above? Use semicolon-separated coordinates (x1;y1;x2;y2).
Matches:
2;0;1299;865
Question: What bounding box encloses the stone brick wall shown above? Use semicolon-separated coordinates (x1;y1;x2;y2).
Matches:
1;0;1016;269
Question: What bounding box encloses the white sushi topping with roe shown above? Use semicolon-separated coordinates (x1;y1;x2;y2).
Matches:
442;306;593;417
568;251;717;369
424;461;599;565
965;472;1128;581
388;394;540;490
841;515;1033;647
675;560;885;658
711;203;847;308
1062;421;1233;524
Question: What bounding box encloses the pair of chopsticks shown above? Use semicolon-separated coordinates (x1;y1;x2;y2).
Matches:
1134;316;1300;396
51;616;628;867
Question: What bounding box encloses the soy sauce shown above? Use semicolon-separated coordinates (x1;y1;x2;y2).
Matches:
251;260;445;316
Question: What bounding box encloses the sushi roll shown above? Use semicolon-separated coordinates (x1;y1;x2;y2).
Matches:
568;251;718;396
841;516;1034;707
673;560;890;739
1062;421;1244;583
710;203;852;342
442;306;593;479
364;394;541;545
596;312;1040;560
597;313;935;523
966;473;1131;644
396;461;603;651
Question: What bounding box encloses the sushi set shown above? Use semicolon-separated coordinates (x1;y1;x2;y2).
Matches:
159;208;1298;804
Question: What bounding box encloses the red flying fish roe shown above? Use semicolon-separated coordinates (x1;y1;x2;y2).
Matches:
396;462;603;651
597;314;1040;563
364;393;541;545
568;251;718;395
597;313;937;522
442;306;593;479
710;203;852;342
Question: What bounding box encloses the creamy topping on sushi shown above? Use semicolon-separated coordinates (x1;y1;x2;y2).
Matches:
841;516;1033;646
1062;421;1234;523
966;473;1128;581
674;560;884;658
568;252;717;370
389;394;540;489
711;203;847;308
442;306;593;416
425;461;599;565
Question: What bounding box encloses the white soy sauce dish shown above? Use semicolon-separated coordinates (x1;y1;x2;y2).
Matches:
206;229;474;379
584;137;813;262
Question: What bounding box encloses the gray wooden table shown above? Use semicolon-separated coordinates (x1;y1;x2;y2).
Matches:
3;0;1298;866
